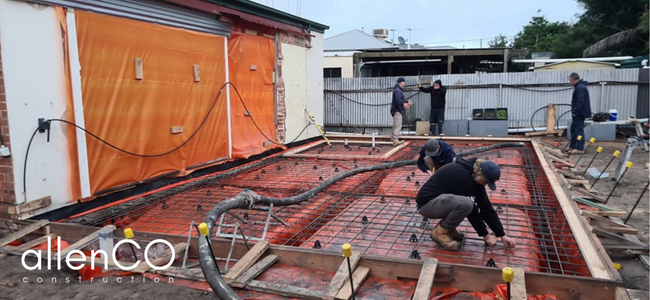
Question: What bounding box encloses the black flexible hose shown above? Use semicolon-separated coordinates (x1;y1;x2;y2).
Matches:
529;104;572;132
198;142;525;299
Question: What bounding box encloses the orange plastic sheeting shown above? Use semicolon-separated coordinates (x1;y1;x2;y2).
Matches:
55;7;82;202
220;159;376;194
75;11;229;195
376;161;428;198
228;31;281;159
303;197;545;272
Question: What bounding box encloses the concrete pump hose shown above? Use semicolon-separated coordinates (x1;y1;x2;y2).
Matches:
198;142;525;299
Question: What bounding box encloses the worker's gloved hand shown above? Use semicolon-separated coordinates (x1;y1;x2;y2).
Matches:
484;234;497;247
500;235;517;248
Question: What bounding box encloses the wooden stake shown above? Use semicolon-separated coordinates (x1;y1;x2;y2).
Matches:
224;241;269;283
323;252;361;300
412;258;438;300
546;103;557;133
135;58;143;80
193;65;200;82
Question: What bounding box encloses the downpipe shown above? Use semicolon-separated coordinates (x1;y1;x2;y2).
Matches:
198;142;525;299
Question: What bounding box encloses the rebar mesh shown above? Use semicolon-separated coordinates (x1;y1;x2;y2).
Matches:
64;140;591;277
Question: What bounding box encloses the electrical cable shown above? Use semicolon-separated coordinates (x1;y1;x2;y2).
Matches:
324;89;421;107
21;82;310;202
503;85;574;93
197;142;526;299
529;104;572;132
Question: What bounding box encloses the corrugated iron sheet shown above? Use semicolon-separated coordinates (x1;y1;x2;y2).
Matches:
324;69;642;132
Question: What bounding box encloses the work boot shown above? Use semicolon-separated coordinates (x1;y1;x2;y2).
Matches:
393;140;405;146
430;224;461;250
569;149;584;155
448;227;465;242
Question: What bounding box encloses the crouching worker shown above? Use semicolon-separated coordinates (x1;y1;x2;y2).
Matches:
417;139;456;176
415;157;517;250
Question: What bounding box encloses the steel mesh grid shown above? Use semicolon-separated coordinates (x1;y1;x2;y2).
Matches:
66;141;591;277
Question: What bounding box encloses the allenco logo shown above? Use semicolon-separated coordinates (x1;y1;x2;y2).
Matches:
21;236;176;271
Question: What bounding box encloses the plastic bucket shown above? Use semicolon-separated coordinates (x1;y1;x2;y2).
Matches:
608;109;618;121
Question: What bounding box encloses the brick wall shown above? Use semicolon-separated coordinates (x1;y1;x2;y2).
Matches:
276;44;286;142
0;32;15;205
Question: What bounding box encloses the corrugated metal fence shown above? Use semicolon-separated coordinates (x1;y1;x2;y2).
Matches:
324;69;644;135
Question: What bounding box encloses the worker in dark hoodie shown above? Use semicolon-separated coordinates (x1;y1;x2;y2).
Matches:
415;157;517;250
417;79;447;136
417;139;456;176
390;77;413;146
568;72;592;154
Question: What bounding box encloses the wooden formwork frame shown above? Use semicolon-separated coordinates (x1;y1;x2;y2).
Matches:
282;139;410;160
1;135;627;299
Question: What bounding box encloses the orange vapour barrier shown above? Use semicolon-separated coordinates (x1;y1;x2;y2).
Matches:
228;29;282;159
75;10;230;196
68;142;592;289
300;196;544;272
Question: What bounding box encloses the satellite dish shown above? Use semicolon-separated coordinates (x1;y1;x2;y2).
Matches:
398;36;406;45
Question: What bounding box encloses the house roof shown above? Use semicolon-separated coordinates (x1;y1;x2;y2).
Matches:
530;60;619;70
205;0;329;33
324;30;394;51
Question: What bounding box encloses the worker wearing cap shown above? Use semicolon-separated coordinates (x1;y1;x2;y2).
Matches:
390;77;413;146
417;139;456;176
415;157;517;251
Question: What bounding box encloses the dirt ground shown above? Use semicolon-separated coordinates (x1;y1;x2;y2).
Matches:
0;138;648;299
563;139;650;293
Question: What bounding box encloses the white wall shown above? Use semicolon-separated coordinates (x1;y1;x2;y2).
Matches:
305;32;325;139
281;43;309;142
324;56;354;78
0;1;76;215
281;32;325;142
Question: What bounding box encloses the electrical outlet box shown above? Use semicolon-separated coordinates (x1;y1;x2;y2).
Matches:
170;126;184;134
0;145;11;157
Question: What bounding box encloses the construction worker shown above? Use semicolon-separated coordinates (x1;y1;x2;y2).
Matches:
415;157;517;251
417;139;456;176
568;72;592;155
417;79;447;136
390;77;413;146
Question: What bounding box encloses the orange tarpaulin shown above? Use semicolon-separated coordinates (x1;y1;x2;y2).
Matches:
75;11;229;195
228;30;281;158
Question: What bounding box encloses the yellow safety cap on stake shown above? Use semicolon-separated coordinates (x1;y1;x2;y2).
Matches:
596;146;603;153
124;228;134;239
577;135;582;141
342;243;353;258
502;267;514;283
613;150;621;157
626;161;633;168
198;223;209;236
613;263;621;270
590;137;596;143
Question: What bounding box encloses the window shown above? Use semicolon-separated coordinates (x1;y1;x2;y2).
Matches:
323;67;342;78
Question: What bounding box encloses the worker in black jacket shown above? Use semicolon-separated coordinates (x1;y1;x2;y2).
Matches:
568;72;592;154
417;79;446;136
416;139;456;176
415;157;517;250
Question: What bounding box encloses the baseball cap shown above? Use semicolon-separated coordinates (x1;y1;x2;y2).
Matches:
424;139;440;157
397;77;405;83
481;160;501;191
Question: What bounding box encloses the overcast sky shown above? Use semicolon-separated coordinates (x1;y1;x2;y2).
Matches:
251;0;584;48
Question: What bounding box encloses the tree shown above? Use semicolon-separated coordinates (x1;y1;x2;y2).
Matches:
488;34;511;48
511;16;570;54
556;0;648;57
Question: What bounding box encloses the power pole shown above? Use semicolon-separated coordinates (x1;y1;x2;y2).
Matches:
406;28;412;49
